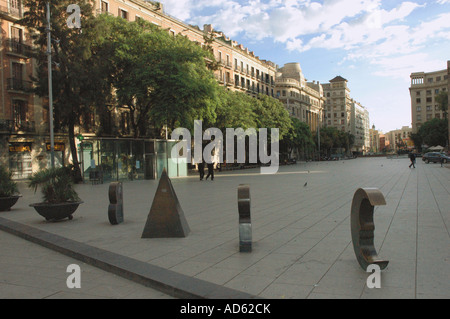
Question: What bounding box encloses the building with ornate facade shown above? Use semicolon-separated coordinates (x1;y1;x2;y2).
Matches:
275;63;324;133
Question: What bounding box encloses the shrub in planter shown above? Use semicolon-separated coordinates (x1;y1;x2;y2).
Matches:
0;165;22;212
0;165;21;212
28;167;83;221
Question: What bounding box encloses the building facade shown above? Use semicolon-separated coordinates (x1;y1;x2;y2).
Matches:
275;63;324;133
385;126;413;153
350;101;370;153
410;67;448;134
322;76;352;132
322;76;370;153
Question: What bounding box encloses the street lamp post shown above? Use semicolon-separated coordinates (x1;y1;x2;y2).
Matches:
46;1;55;169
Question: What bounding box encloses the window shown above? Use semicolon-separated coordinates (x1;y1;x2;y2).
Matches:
436;76;441;82
435;89;439;95
101;1;109;13
9;0;21;16
426;97;432;103
12;99;27;128
416;91;421;96
427;78;433;83
416;98;421;103
426;114;432;120
426;106;432;111
119;9;128;20
416;106;421;112
10;26;23;42
12;62;23;80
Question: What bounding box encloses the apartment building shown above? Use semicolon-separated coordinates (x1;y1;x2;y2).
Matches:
275;63;324;133
410;67;448;133
369;126;380;153
322;76;352;133
385;126;413;153
0;0;55;178
350;101;370;153
322;76;370;153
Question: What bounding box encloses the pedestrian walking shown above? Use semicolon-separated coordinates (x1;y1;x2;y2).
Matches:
408;152;416;168
198;160;205;181
205;162;214;181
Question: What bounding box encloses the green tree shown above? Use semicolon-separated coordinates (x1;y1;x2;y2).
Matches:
99;15;220;137
435;91;448;119
253;94;292;140
21;0;110;182
417;118;448;148
282;118;315;160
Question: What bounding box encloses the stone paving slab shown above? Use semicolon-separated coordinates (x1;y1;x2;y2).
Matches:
0;157;449;299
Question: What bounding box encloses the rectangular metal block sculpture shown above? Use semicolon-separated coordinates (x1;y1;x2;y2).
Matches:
108;182;124;225
238;185;252;252
142;168;190;238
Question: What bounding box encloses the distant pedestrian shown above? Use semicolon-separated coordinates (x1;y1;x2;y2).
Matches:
198;160;205;181
408;152;416;168
205;162;214;181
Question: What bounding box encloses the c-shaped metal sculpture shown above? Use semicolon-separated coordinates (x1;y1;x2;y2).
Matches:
351;188;389;271
238;185;252;252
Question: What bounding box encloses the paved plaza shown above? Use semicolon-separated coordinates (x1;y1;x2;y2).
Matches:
0;157;449;299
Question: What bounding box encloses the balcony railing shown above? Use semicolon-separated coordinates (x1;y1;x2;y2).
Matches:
0;119;35;133
7;78;33;93
5;39;33;57
0;2;23;19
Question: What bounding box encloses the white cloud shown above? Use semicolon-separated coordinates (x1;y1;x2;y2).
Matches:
160;0;450;80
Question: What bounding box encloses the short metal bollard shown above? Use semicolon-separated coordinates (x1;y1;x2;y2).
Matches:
108;182;124;225
351;188;389;271
238;185;252;252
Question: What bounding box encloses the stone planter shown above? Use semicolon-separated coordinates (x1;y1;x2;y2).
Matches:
0;195;22;212
30;201;83;221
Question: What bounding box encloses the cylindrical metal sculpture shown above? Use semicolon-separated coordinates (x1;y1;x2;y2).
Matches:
108;182;124;225
351;188;389;270
238;185;252;252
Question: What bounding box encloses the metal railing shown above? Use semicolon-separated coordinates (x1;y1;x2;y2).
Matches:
5;39;33;57
7;78;33;93
0;119;35;133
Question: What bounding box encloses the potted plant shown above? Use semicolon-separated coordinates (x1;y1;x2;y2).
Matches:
28;167;83;221
0;165;21;212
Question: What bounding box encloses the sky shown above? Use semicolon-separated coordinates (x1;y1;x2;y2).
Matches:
158;0;450;133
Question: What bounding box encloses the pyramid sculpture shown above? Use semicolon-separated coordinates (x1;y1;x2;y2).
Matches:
142;168;190;238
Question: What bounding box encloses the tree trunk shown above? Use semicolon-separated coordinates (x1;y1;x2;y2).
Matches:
68;117;83;183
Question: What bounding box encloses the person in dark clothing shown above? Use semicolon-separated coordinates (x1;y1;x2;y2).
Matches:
198;161;205;181
409;152;416;168
205;162;214;181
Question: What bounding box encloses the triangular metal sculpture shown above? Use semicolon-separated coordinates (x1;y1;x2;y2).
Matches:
142;168;190;238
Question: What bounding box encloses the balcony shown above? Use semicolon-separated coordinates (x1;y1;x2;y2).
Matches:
0;2;23;20
7;78;33;93
0;119;35;134
5;39;33;58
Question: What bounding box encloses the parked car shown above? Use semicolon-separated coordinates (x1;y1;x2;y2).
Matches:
422;152;450;164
